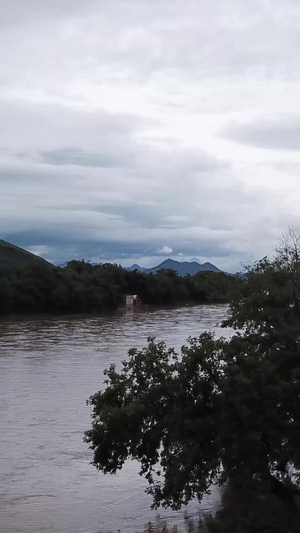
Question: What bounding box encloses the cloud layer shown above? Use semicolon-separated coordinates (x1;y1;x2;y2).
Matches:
1;0;300;271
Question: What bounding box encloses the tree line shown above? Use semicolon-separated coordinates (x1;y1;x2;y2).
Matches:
0;260;241;316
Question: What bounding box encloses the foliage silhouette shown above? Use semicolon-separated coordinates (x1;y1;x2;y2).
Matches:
85;230;300;531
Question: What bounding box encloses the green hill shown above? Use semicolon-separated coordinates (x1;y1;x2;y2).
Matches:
0;239;52;270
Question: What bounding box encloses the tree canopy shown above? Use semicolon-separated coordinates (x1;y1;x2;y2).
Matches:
85;230;300;530
0;260;240;316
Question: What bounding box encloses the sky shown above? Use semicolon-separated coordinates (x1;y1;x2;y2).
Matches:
1;0;300;272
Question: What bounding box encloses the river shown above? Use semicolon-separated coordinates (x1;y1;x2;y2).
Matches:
0;304;230;533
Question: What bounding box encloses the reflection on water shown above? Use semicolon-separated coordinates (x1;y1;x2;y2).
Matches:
0;305;230;533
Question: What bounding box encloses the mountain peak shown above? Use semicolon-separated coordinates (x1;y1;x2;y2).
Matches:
128;258;222;276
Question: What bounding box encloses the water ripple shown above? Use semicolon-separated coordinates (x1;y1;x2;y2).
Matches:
0;305;230;533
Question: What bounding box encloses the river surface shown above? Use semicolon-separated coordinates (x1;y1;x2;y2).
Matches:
0;304;230;533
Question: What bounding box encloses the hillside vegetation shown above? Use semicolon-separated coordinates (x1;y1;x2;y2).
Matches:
0;239;51;270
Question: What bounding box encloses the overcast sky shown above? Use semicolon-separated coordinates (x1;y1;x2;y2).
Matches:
1;0;300;271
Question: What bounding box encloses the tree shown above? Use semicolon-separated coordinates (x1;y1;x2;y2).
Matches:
85;230;300;521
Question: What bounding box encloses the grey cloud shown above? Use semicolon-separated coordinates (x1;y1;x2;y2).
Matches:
0;112;278;274
7;229;248;268
272;162;300;175
222;116;300;151
41;148;135;169
69;0;300;80
1;0;300;90
1;0;299;273
0;0;99;27
0;159;267;272
0;100;142;153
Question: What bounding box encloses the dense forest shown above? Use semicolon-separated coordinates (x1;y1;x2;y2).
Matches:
0;260;241;316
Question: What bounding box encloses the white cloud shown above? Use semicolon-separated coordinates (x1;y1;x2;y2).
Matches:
156;246;173;255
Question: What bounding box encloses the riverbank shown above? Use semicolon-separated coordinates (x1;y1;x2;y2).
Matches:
0;301;229;322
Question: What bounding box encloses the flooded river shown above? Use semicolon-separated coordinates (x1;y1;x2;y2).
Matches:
0;304;230;533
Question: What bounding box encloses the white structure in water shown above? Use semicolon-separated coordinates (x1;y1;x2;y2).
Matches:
125;294;140;308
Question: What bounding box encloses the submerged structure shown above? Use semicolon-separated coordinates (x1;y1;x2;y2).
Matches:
125;294;140;309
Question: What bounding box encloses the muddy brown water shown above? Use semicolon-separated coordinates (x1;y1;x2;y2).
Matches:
0;304;231;533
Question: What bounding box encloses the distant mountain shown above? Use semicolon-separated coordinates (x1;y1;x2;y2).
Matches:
147;259;222;276
128;259;222;276
127;263;148;272
0;239;52;270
